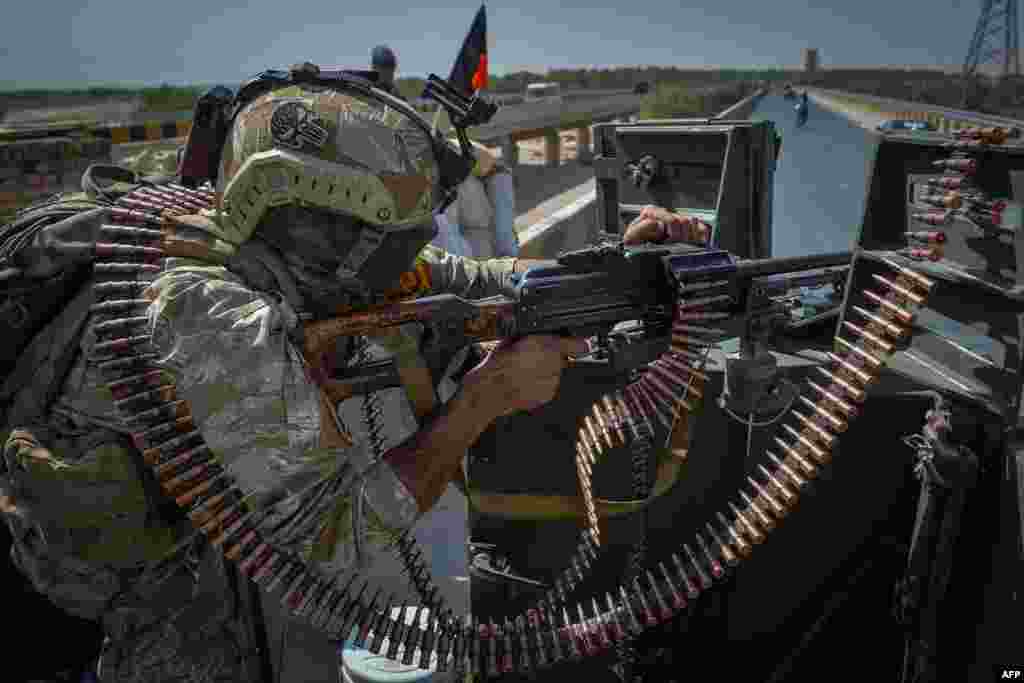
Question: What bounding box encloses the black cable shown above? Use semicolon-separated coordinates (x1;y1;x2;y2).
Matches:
615;427;654;682
355;336;446;613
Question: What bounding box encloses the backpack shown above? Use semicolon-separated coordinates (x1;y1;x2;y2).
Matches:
0;164;181;428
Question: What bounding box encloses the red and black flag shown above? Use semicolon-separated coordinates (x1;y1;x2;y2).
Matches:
448;5;488;96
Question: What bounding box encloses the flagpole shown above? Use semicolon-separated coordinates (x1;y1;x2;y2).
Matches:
436;3;486;138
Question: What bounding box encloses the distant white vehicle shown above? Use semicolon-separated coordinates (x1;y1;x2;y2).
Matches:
524;82;563;103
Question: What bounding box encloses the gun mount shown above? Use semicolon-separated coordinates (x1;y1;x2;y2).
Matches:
593;119;778;260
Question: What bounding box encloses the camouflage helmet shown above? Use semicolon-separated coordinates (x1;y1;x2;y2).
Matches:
214;71;441;246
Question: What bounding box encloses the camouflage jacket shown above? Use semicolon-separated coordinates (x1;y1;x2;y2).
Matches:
1;232;518;682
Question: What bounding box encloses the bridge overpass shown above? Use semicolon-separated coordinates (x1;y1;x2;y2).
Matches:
0;90;650;210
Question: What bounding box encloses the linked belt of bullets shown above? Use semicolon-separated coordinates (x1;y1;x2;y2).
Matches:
90;184;467;620
87;183;934;679
549;280;724;610
902;152;1021;260
948;125;1020;147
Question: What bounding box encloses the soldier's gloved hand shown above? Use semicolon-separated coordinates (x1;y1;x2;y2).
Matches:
464;335;590;418
623;206;710;245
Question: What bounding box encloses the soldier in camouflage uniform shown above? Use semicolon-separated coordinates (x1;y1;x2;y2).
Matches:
0;67;704;683
370;46;402;99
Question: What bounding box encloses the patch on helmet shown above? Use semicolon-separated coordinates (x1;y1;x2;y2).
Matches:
270;101;329;152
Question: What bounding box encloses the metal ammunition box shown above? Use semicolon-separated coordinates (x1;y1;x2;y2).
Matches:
592;119;778;260
842;131;1024;418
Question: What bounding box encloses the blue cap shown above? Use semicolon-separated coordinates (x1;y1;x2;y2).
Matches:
371;45;397;69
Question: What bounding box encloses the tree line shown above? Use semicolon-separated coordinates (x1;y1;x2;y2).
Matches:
395;66;792;100
4;66;1022;120
395;66;1023;118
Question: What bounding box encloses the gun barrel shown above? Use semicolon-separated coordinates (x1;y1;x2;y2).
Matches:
733;251;853;280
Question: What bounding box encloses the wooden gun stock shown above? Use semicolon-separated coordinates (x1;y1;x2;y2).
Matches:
300;294;517;382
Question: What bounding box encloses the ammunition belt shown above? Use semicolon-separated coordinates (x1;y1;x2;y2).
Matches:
87;182;935;679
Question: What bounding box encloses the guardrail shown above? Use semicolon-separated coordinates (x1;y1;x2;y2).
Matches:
0;92;650;210
478;93;646;168
805;86;1024;133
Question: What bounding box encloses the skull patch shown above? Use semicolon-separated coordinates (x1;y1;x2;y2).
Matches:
270;101;329;152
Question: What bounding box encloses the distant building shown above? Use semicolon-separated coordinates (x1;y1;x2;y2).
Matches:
803;48;819;73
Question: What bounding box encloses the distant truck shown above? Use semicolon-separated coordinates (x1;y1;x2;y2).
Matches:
524;82;563;103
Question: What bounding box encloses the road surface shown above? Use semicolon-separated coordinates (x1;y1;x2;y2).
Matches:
751;93;871;257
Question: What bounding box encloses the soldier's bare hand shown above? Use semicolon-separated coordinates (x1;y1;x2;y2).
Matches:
623;206;710;245
466;335;590;418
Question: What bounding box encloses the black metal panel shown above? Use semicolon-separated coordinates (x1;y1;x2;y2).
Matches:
593;119;777;260
858;130;1024;255
847;133;1024;420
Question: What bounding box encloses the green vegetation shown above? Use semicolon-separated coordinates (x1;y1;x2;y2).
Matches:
396;78;427;102
480;67;787;94
417;65;1024;119
138;84;205;113
639;82;756;119
795;69;1024;118
394;67;785;105
1;85;151;98
0;83;207;115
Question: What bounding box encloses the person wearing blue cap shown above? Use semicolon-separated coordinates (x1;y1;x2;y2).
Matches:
371;45;403;99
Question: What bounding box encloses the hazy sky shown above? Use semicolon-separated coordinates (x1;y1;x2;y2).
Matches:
0;0;990;86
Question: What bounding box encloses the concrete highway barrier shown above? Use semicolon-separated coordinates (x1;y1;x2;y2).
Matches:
517;88;767;258
0;136;113;211
804;86;1024;133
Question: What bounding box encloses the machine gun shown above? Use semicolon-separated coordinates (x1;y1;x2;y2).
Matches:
299;241;853;400
302;239;855;616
